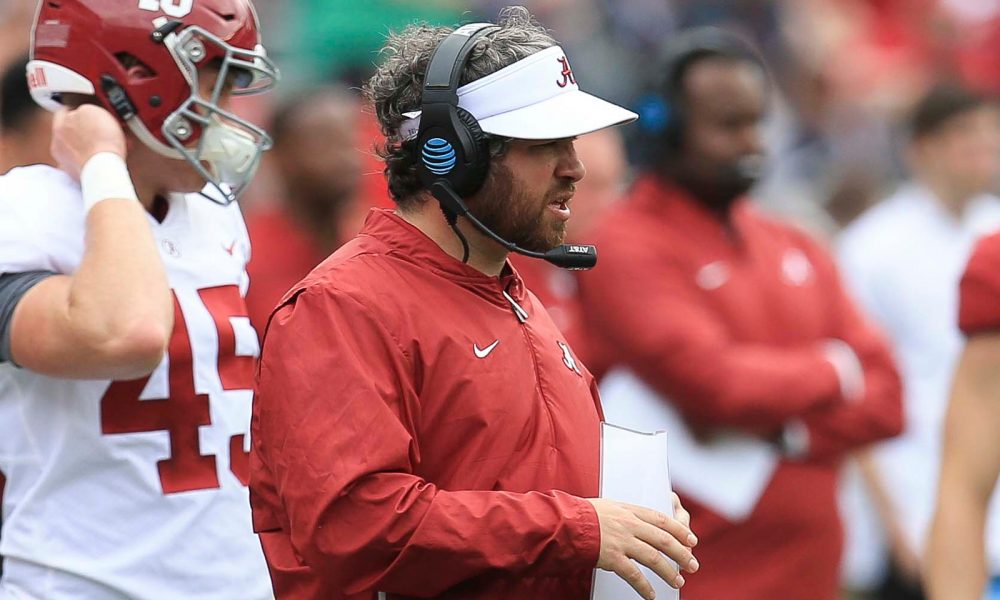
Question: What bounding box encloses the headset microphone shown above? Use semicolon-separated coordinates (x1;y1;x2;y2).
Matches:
431;182;597;270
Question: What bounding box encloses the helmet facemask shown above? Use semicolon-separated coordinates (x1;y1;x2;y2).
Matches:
129;19;279;204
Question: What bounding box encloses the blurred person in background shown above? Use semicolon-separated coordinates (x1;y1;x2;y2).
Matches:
927;231;1000;600
838;84;1000;600
510;127;628;380
578;27;903;600
245;86;364;336
0;54;52;173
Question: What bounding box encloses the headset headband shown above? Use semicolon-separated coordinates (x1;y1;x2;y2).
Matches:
660;29;764;100
419;23;496;120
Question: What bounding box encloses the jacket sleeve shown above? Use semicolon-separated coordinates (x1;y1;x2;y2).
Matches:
252;286;600;596
579;237;845;433
796;239;904;461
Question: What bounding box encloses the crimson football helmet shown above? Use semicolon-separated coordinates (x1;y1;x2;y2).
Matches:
27;0;279;203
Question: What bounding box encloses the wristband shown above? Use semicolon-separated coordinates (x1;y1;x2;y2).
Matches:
80;152;139;213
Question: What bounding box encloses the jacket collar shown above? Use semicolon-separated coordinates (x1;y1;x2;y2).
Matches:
359;208;527;303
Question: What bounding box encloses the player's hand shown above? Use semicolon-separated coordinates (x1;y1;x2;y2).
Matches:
587;498;699;599
51;105;127;179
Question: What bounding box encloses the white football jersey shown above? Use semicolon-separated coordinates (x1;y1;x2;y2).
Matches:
0;165;271;599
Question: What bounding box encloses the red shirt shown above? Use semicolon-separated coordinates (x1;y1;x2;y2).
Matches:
251;209;603;599
578;176;902;600
959;230;1000;334
245;209;326;339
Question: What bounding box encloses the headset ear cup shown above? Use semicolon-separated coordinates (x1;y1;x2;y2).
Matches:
659;53;688;153
451;107;491;197
663;100;683;151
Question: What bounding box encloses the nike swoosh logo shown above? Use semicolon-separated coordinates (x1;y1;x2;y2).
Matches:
474;340;500;359
696;261;729;290
222;240;237;256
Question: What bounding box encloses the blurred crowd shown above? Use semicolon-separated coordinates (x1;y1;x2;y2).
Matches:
3;0;1000;599
266;0;1000;235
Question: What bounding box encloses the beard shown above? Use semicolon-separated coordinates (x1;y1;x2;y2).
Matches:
466;162;571;253
675;154;765;213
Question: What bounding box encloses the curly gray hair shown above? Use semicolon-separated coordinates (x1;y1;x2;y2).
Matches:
364;6;557;208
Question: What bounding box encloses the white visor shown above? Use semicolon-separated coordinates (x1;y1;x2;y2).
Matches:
400;45;637;141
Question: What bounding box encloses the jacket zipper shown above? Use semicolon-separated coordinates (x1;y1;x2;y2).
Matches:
502;290;529;323
501;285;558;446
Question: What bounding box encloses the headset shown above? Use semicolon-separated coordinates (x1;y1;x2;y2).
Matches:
634;27;765;164
414;23;598;271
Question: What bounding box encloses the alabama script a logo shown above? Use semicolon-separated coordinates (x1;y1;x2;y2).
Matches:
556;56;576;88
557;341;582;376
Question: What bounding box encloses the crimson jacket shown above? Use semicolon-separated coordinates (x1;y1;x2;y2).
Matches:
251;209;603;599
960;231;1000;334
509;255;613;380
578;176;903;600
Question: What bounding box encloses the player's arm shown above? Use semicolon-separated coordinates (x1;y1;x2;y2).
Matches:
787;242;903;460
4;106;172;379
925;331;1000;600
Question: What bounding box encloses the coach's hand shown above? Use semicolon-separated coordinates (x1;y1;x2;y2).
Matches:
587;497;699;599
671;492;691;530
51;105;127;179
